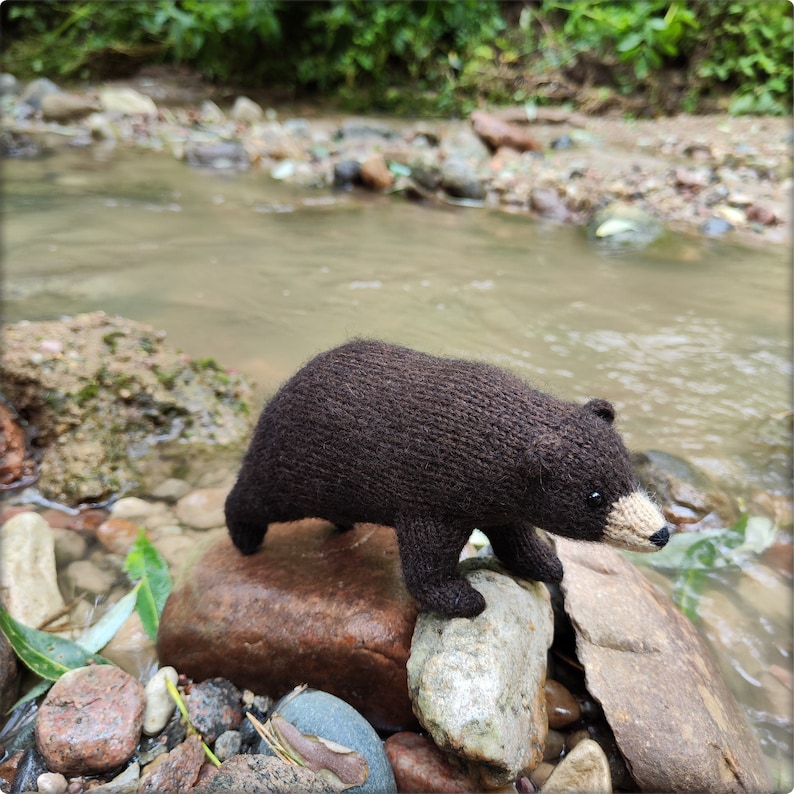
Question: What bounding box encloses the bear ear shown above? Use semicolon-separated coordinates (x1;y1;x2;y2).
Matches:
585;398;616;424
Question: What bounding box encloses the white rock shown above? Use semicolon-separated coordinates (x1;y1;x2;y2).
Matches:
149;477;191;502
231;96;264;125
143;665;179;736
541;738;612;793
99;87;157;117
407;560;554;788
110;496;163;523
36;772;68;794
63;560;116;597
0;512;65;627
84;761;140;794
175;487;228;530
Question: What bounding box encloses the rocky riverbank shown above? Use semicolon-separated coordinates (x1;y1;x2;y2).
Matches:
0;478;780;793
1;70;791;247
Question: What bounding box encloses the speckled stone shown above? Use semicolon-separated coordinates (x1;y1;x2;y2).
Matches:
35;665;145;776
139;734;204;794
384;732;478;793
186;677;243;744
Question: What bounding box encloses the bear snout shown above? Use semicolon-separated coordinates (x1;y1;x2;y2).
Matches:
649;526;671;548
602;491;670;552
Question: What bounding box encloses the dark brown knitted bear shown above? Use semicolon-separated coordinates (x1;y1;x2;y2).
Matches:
225;340;670;617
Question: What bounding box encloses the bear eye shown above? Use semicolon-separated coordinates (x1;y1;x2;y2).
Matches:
587;491;604;508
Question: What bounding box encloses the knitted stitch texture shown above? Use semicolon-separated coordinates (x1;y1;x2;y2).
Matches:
226;339;667;617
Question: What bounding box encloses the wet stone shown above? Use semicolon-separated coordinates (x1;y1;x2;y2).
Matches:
175;487;228;530
545;679;581;729
10;748;48;794
333;160;362;189
35;665;145;776
139;734;204;794
96;518;142;555
213;730;242;762
191;754;338;794
187;678;243;744
261;687;397;794
384;731;478;793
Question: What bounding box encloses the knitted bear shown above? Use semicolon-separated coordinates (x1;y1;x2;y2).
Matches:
225;340;670;617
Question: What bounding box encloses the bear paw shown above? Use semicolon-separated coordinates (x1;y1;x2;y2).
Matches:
416;580;486;618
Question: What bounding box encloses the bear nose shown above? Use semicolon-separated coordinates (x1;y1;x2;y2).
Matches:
649;526;670;548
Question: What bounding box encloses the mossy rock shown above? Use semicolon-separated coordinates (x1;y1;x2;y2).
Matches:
1;312;253;505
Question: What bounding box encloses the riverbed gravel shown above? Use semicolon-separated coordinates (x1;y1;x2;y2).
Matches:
1;71;790;248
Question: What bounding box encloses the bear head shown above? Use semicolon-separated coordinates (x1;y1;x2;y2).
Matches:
525;397;670;552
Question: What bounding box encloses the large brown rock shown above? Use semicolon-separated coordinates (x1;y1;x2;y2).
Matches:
157;520;418;731
554;538;773;793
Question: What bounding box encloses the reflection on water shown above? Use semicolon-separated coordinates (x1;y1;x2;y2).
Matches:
4;145;792;782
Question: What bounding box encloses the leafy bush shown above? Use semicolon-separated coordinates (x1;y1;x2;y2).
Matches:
2;0;792;115
691;0;793;116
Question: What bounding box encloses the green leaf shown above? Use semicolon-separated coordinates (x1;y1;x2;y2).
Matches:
78;585;140;653
0;608;113;681
123;530;172;643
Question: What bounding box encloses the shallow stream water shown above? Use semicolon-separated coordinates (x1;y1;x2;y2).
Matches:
4;144;792;785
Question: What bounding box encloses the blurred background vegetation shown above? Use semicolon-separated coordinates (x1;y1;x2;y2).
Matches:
2;0;792;116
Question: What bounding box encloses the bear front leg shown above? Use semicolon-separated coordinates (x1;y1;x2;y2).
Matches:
394;517;485;618
224;477;273;555
487;524;564;583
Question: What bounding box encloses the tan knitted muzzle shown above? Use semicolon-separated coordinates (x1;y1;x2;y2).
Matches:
603;491;669;551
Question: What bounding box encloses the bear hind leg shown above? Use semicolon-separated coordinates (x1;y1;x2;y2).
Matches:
224;480;274;555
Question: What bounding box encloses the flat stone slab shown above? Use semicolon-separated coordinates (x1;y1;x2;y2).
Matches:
554;538;772;793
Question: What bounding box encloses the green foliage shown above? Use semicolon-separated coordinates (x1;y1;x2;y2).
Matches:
630;512;777;622
2;0;791;115
0;608;114;683
693;0;793;116
540;0;700;80
0;530;172;711
123;528;173;642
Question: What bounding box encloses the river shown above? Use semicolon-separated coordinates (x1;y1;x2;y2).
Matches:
4;143;792;785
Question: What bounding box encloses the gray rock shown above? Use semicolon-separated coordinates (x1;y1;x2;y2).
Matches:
19;77;61;109
701;215;734;236
98;87;157;117
214;729;242;762
632;449;737;531
541;738;612;793
407;559;554;788
440;125;491;161
260;688;397;794
192;755;338;794
184;139;249;170
41;92;100;122
0;73;21;97
83;761;140;794
0;512;65;628
554;538;773;793
231;96;264;125
149;477;192;502
175;487;228;530
440;155;486;201
187;677;243;744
